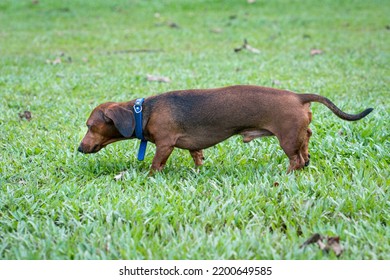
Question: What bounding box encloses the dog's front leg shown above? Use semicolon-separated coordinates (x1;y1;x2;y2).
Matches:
150;145;174;174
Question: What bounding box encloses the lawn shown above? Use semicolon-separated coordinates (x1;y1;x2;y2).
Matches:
0;0;389;259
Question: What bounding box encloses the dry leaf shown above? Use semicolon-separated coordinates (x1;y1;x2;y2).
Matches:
114;171;126;181
234;39;260;54
210;28;223;33
316;238;327;250
168;22;179;28
46;57;62;65
301;233;344;257
53;58;62;64
300;233;322;248
310;49;323;56
327;236;343;257
19;111;32;121
272;80;281;86
146;74;171;83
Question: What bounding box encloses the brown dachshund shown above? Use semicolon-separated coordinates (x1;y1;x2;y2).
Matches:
78;85;373;173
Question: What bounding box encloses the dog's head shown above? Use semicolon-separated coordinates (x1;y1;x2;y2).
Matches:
78;102;135;153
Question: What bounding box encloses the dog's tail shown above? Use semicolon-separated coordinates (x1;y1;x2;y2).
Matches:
298;94;374;121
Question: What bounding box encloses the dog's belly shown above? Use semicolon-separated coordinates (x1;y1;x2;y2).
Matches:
174;128;273;150
240;129;274;142
174;131;231;150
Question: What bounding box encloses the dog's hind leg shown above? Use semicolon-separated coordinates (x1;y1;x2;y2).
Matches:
277;128;307;173
301;128;312;167
301;109;313;167
189;150;205;166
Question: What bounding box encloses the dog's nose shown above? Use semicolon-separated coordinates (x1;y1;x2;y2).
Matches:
78;145;84;153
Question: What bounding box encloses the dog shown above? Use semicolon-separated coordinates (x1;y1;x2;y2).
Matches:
78;85;373;173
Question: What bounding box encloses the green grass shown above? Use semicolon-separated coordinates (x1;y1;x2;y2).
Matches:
0;0;389;259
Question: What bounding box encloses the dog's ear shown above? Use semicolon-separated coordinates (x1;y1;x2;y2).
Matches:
104;106;135;138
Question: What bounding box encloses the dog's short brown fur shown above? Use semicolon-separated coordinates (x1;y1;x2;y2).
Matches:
78;85;373;173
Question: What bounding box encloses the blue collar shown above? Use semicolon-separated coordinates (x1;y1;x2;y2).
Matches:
133;98;147;161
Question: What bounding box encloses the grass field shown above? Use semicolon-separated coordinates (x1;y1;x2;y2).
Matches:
0;0;389;259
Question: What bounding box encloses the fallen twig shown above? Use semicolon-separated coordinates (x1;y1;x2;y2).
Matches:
234;39;260;54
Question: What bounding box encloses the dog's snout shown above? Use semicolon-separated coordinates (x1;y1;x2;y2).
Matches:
78;145;84;153
78;143;100;154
